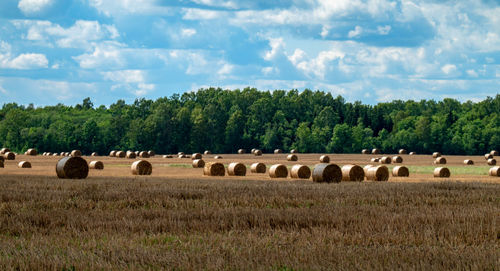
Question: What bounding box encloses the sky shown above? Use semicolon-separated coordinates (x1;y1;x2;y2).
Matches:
0;0;499;106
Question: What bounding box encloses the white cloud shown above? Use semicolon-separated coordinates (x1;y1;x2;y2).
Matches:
217;63;233;76
377;25;391;35
0;41;48;69
102;70;155;96
74;42;125;69
183;8;227;20
466;69;478;78
89;0;171;16
191;0;238;9
181;28;197;38
264;38;284;61
441;64;457;74
262;66;278;76
18;0;53;15
348;26;363;38
292;47;345;79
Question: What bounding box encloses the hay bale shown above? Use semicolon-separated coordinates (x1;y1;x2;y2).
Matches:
409;152;416;155
371;158;380;163
126;151;136;159
250;162;266;173
392;156;403;163
489;166;500;177
434;167;450;178
312;163;342;183
192;153;202;160
366;166;389;181
361;149;370;154
251;148;256;154
238;149;246;154
18;161;31;168
228;162;247;176
52;153;59;156
139;151;150;158
203;162;225;176
372;148;381;154
110;150;117;157
71;150;82;157
485;153;493;160
363;165;373;176
91;152;98;156
46;152;52;156
254;149;262;156
488;159;497;166
290;165;311;179
148;150;155;157
116;151;126;158
4;152;15;160
178;152;185;155
56;156;89;179
26;148;37;156
463;159;474;165
392;166;409;177
490;150;499;156
134;151;140;156
192;159;205;168
269;164;288;178
131;160;152;175
319;155;330;163
0;148;10;154
399;149;407;155
434;157;447;164
204;150;212;155
214;155;223;159
290;149;298;154
274;149;283;154
178;154;186;158
379;156;391;164
432;152;441;158
341;165;364;182
163;155;173;158
287;154;298;161
89;161;104;170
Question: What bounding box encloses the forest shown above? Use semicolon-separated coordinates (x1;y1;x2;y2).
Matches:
0;88;499;155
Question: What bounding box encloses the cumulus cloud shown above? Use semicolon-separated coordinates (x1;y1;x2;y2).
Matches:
348;26;363;38
441;64;457;75
102;70;155;96
0;41;48;69
18;0;53;15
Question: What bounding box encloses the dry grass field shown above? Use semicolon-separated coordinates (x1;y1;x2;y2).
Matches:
0;153;499;270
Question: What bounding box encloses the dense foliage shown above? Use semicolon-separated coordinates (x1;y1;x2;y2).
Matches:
0;88;499;155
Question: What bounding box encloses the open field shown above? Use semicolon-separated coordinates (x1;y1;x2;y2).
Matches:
0;153;499;269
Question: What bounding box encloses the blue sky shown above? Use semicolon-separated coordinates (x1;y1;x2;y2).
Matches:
0;0;499;106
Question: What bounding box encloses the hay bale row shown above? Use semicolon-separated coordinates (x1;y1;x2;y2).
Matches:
269;164;288;178
319;155;330;163
434;167;450;178
89;160;104;170
290;165;311;179
204;162;225;176
312;163;342;183
251;163;266;173
341;165;364;182
131;160;152;175
392;166;409;177
56;157;89;179
287;154;298;161
126;151;136;159
228;162;246;176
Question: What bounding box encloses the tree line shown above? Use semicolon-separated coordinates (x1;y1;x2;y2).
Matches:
0;88;499;155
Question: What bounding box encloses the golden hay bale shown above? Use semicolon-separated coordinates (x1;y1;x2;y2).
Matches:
46;152;52;156
312;163;342;183
71;150;82;157
319;155;330;163
238;149;246;154
178;152;185;155
290;165;311;179
254;149;262;156
192;153;202;160
204;150;212;155
148;150;155;157
26;148;37;156
163;155;173;158
203;162;225;176
89;161;104;170
18;161;31;168
379;156;391;164
131;160;152;175
228;162;247;176
392;166;409;177
91;152;98;156
53;153;59;156
192;159;205;168
409;152;416;155
434;157;447;164
463;160;474;165
0;148;10;154
366;166;389;181
116;151;126;158
372;148;381;154
432;152;441;158
126;151;136;159
250;162;266;173
178;154;186;158
363;165;373;175
56;156;89;179
341;165;364;182
139;151;150;158
214;155;223;159
4;152;15;160
251;148;257;154
490;150;499;156
434;167;450;178
361;149;370;154
109;151;116;157
488;159;497;166
392;156;403;163
399;149;407;155
485;153;493;160
371;158;380;163
287;154;298;161
134;151;140;156
269;164;288;178
274;149;283;154
290;149;298;154
489;166;500;177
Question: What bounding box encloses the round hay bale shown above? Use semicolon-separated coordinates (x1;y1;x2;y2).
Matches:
126;151;136;159
163;155;173;158
274;149;283;154
116;151;126;158
290;149;298;154
319;155;330;163
204;150;212;155
489;166;500;177
409;152;416;155
312;163;342;183
269;164;288;178
53;153;59;156
361;149;370;154
379;156;391;164
254;149;262;156
203;162;225;176
148;150;155;157
91;152;98;156
341;165;364;182
432;152;441;158
18;161;31;168
366;166;389;181
290;165;311;179
287;154;298;161
0;148;10;154
134;151;140;156
89;161;104;170
214;155;223;159
251;148;257;154
434;157;447;164
250;162;266;173
399;149;407;155
71;150;82;157
178;154;186;158
139;151;150;158
238;149;246;154
65;152;70;156
4;152;15;160
372;148;381;154
434;167;450;178
371;158;380;163
392;166;409;177
490;150;499;156
363;165;373;176
392;156;403;163
488;159;497;166
178;152;185;156
56;156;89;179
26;148;37;156
192;159;205;168
463;159;474;165
228;162;247;176
485;153;493;160
192;153;202;160
46;152;52;156
131;160;152;175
